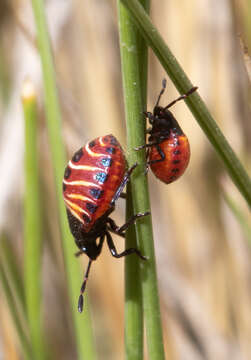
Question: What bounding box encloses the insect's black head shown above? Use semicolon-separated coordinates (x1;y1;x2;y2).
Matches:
147;80;198;139
151;106;183;136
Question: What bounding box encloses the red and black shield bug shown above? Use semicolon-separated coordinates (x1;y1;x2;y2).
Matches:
136;80;198;184
63;134;149;312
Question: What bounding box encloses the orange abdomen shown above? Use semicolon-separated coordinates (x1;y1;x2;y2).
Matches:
149;133;190;184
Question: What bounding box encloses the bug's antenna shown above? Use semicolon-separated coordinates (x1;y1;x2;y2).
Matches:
78;259;92;313
155;79;167;108
164;86;198;110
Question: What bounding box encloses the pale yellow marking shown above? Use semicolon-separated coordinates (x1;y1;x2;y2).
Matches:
66;206;86;225
64;198;90;217
63;179;102;188
67;193;96;203
85;142;104;157
99;136;106;146
69;160;103;172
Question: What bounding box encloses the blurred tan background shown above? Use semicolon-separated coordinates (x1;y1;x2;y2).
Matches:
0;0;250;359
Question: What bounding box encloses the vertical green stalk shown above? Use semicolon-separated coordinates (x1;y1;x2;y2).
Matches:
30;1;96;358
0;263;31;359
23;79;46;360
222;192;251;244
124;184;144;360
118;1;165;359
0;234;30;359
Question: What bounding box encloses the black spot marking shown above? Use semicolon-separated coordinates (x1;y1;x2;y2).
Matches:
82;214;91;223
64;166;71;179
106;147;115;154
90;188;103;199
63;183;67;191
173;150;181;155
172;160;180;164
109;136;118;146
72;148;83;162
86;203;98;214
172;168;179;173
89;140;96;148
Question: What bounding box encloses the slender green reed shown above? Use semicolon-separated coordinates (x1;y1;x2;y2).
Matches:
30;1;96;358
118;1;165;359
223;192;251;244
0;234;30;359
121;0;251;208
22;79;47;360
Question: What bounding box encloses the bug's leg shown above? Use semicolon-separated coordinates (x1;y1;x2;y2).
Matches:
144;148;150;175
119;192;127;199
143;111;155;124
147;144;165;166
135;141;160;151
111;163;138;204
107;212;150;235
75;249;84;257
106;231;147;260
95;235;105;256
78;259;92;313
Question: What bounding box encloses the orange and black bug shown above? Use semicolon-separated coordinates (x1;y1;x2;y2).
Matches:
136;80;198;184
63;134;149;312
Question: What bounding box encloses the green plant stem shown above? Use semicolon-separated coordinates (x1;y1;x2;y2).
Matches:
30;1;96;358
118;1;165;359
122;0;251;207
0;234;30;359
125;185;144;360
23;83;46;360
121;0;149;357
0;262;31;359
223;192;251;244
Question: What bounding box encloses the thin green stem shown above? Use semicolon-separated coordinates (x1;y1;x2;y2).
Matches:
223;192;251;244
125;185;144;360
118;1;165;359
122;0;251;207
0;261;31;359
30;1;96;358
23;80;47;360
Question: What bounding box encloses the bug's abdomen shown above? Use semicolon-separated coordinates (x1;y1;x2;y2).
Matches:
149;133;190;184
63;135;126;232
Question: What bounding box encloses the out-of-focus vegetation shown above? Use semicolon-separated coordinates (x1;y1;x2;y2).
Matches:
0;0;250;359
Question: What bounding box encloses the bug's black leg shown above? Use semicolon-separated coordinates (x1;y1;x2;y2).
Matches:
147;144;165;166
111;163;138;204
119;192;127;199
78;259;92;313
106;231;147;260
75;249;84;257
144;148;150;175
107;212;150;235
143;111;156;125
135;141;160;151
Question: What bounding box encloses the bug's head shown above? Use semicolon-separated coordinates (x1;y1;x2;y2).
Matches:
151;107;183;135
